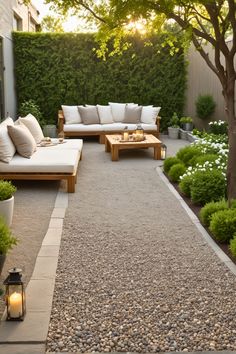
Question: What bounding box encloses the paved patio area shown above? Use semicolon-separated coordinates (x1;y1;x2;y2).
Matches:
1;136;236;353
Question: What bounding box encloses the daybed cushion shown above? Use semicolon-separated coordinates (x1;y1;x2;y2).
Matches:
7;124;37;158
141;106;161;124
50;139;83;152
62;105;82;124
97;105;114;124
19;114;44;143
0;117;16;163
78;106;100;125
0;149;80;174
123;105;142;124
64;124;103;132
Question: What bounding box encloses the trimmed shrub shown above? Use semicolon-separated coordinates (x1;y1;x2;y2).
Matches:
196;94;216;120
179;174;194;197
163;157;181;173
190;169;226;205
209;120;228;135
229;234;236;258
168;163;186;182
0;181;17;201
209;209;236;243
194;154;218;166
176;145;202;166
199;199;228;227
0;218;18;255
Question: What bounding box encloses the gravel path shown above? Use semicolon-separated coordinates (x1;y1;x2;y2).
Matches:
46;139;236;352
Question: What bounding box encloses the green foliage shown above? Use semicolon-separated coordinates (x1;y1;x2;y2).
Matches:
180;116;192;124
0;218;18;255
168;163;186;182
194;154;218;166
0;181;17;201
179;174;194;197
191;169;226;205
163;156;181;173
18;99;45;127
41;15;64;33
176;145;202;166
229;234;236;258
195;94;216;120
210;209;236;243
13;32;187;128
209;120;228;135
169;112;179;128
199;199;228;227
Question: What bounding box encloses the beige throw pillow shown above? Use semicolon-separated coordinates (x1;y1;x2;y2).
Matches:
19;113;44;143
123;106;142;124
7;124;37;158
0;118;16;163
78;106;100;125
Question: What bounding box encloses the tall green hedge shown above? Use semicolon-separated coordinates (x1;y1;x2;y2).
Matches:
13;32;187;130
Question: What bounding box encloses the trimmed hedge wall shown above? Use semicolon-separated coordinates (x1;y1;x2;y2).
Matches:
13;32;187;129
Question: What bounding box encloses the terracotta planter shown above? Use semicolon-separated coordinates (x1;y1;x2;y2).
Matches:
0;196;14;226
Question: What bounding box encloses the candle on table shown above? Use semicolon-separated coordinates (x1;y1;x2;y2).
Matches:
124;132;129;141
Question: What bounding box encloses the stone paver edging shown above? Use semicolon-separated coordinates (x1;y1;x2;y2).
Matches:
156;166;236;276
0;187;68;349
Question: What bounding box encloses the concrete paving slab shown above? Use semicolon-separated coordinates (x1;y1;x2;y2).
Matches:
42;228;62;246
37;245;60;257
54;192;68;208
51;208;66;219
0;344;45;353
26;279;54;312
0;311;50;343
31;256;58;280
48;218;63;229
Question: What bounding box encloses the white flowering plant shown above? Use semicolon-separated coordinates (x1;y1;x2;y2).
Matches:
209;120;228;135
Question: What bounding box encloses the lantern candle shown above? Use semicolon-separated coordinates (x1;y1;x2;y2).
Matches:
9;292;23;318
124;132;129;141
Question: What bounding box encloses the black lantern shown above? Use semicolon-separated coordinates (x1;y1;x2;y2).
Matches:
4;268;26;321
161;143;167;160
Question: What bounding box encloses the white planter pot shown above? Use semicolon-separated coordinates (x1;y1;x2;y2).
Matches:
180;129;188;140
0;196;14;226
168;127;179;139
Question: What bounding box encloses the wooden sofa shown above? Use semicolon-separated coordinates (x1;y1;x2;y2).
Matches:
0;139;83;193
58;110;161;144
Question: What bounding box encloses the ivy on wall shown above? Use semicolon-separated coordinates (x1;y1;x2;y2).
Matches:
13;32;187;130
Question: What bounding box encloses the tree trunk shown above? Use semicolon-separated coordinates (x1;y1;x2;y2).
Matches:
225;79;236;202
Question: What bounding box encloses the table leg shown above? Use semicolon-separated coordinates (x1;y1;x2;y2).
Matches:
105;137;110;152
112;146;119;161
154;144;161;160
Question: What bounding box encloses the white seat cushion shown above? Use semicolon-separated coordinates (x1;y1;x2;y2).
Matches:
62;105;82;124
64;124;103;132
97;105;114;124
141;106;161;124
0;118;16;163
0;149;80;174
141;124;158;131
50;139;83;152
19;114;44;144
102;123;138;131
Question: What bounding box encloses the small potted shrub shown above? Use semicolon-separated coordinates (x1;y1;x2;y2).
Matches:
180;116;193;131
0;217;18;274
168;112;180;139
0;181;17;226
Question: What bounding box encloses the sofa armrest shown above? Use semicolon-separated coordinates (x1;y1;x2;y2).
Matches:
58;110;65;133
156;116;161;134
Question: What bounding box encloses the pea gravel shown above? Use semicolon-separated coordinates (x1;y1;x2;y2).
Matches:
46;140;236;352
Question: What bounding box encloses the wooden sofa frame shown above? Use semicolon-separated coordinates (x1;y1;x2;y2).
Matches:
0;157;81;193
58;110;161;144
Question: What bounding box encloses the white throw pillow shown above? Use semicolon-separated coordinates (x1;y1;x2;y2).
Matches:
109;102;127;122
19;113;44;144
97;105;114;124
62;105;82;124
0;118;16;163
141;106;161;124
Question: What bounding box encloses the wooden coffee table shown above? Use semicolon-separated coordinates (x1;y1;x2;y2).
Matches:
105;134;162;161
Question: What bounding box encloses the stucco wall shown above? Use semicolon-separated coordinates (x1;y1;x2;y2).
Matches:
0;0;39;120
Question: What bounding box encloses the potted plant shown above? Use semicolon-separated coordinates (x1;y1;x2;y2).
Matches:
0;218;18;274
168;112;180;139
0;181;17;226
180;116;193;131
